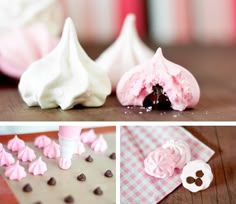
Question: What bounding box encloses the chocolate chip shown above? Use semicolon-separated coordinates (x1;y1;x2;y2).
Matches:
34;202;42;204
64;195;74;203
196;170;204;178
85;155;93;162
186;176;195;184
93;187;103;195
195;178;203;186
104;170;113;178
77;173;86;181
109;153;116;160
22;184;32;192
47;177;56;186
143;84;171;110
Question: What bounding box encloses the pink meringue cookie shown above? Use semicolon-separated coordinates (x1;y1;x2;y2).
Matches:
144;147;177;178
28;157;47;175
43;141;60;159
0;24;58;79
75;140;86;155
91;135;108;153
34;135;51;149
0;148;15;167
162;140;191;169
80;129;97;144
5;160;27;181
0;143;3;152
18;146;36;162
117;48;200;111
59;158;72;170
7;135;25;152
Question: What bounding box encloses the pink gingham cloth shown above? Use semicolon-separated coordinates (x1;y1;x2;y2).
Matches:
120;126;215;204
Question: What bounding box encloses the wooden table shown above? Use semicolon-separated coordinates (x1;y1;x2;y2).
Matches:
0;44;236;121
160;126;236;204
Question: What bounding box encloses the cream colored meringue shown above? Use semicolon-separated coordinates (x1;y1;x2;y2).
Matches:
0;143;3;152
181;160;213;193
75;140;86;155
80;129;97;144
0;0;64;36
91;135;108;153
18;18;111;110
0;149;15;167
7;135;25;152
59;158;71;170
18;146;36;162
5;160;27;181
28;157;47;175
96;14;154;90
34;135;51;148
162;140;191;169
43;141;60;159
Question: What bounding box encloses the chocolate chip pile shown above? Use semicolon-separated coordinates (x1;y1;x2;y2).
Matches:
186;170;204;186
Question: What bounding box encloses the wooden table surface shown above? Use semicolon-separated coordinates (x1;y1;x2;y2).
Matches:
0;44;236;121
160;126;236;204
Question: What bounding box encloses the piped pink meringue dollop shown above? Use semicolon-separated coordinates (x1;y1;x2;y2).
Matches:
18;146;36;162
162;140;191;169
43;141;60;159
91;135;108;153
144;147;177;178
80;129;97;144
59;158;72;170
0;148;15;167
75;140;86;155
34;135;51;148
5;160;27;181
28;157;47;175
0;143;3;152
7;135;25;152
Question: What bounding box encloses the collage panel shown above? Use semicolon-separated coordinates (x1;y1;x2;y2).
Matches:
0;125;116;204
120;126;236;204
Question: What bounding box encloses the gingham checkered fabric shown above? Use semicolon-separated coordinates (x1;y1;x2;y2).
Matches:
120;126;215;204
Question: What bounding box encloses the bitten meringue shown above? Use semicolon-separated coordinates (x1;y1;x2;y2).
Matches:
18;146;36;162
34;135;51;149
5;160;27;181
181;160;213;193
144;147;177;178
0;149;15;167
75;140;86;155
43;141;60;159
28;157;47;175
80;129;97;144
7;135;25;152
18;18;111;110
96;14;154;90
162;140;191;169
117;48;200;111
91;135;108;153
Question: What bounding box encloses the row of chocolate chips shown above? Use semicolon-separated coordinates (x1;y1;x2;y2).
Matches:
85;152;116;163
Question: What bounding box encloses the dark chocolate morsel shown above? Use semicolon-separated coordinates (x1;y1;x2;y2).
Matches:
64;195;74;203
93;187;103;195
77;173;86;181
104;170;113;178
34;202;42;204
186;176;195;184
85;155;93;162
196;170;204;178
22;184;32;192
195;178;203;186
109;153;116;160
47;177;56;186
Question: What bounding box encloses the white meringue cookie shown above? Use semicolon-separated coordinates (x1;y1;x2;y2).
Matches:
181;160;213;193
162;140;191;169
96;14;154;90
19;17;111;110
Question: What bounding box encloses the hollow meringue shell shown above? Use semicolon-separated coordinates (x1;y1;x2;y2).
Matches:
91;135;108;153
34;135;51;149
18;146;36;162
28;157;47;175
5;160;27;181
80;129;97;144
0;149;15;167
43;141;60;159
18;17;111;110
7;135;25;152
96;14;154;90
